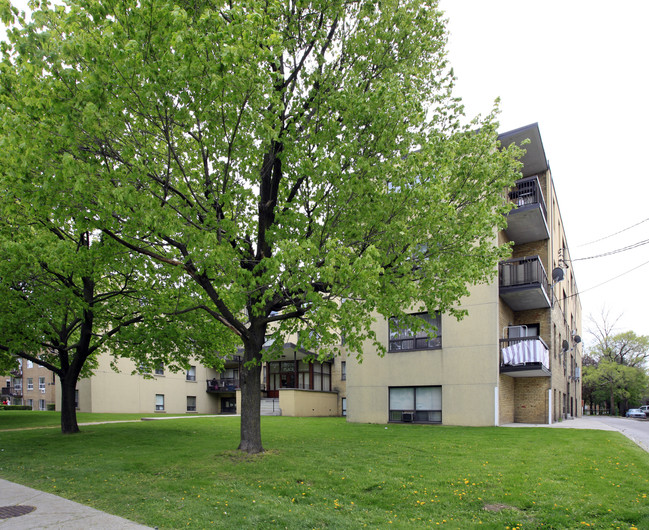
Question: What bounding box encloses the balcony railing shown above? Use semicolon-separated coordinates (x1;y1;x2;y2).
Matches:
499;256;551;311
206;378;240;393
509;176;547;218
500;336;550;376
504;176;550;244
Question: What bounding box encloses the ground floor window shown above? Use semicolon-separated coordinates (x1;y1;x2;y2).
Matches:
187;396;196;412
27;399;33;410
341;397;347;417
267;360;332;394
389;386;441;423
155;394;165;412
38;399;46;411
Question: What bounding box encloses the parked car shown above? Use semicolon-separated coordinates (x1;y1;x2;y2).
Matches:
640;405;649;417
626;408;646;418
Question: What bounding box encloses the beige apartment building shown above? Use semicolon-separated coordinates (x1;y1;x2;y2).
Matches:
2;358;57;410
345;123;581;426
12;123;580;426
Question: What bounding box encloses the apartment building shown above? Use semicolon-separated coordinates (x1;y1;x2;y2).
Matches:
24;123;578;425
345;123;582;425
1;358;57;410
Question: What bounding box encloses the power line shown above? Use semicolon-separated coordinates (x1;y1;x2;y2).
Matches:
571;238;649;261
560;256;649;301
576;216;649;248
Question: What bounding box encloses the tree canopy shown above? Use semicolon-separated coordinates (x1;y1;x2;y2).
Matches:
1;0;522;451
583;312;649;414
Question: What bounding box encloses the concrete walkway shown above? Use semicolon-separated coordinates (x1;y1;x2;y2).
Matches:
0;479;150;529
501;415;649;453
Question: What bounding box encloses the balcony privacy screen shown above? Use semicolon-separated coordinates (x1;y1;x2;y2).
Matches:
501;340;549;370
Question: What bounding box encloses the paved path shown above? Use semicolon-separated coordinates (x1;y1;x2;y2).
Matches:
0;479;150;529
502;415;649;452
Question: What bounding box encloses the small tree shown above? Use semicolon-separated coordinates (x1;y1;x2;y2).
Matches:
1;0;522;452
0;210;229;433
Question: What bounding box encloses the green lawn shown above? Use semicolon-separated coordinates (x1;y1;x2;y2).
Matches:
1;415;648;529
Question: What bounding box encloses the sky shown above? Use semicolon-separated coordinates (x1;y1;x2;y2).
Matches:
2;1;648;341
439;0;649;340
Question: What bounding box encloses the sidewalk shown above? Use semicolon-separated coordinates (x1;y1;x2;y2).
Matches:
0;479;151;529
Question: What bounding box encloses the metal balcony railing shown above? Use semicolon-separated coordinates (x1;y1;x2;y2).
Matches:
509;176;547;220
499;256;549;290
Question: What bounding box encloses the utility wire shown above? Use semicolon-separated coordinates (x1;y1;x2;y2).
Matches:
559;256;649;302
576;216;649;248
569;238;649;261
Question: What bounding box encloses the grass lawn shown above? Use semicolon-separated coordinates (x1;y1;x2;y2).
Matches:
1;416;648;529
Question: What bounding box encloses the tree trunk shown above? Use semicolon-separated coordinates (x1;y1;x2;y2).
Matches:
610;387;615;416
59;375;80;434
238;341;264;454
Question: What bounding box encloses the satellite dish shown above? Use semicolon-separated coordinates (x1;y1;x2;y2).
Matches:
552;267;565;283
574;335;582;344
562;339;569;352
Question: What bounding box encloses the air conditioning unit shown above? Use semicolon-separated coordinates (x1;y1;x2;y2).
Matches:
40;388;46;394
401;412;413;422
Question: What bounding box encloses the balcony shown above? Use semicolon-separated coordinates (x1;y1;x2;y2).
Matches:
500;336;551;377
206;378;239;393
1;385;22;397
499;256;551;311
504;176;550;244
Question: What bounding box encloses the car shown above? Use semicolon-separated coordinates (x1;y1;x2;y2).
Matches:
640;405;649;414
626;408;646;418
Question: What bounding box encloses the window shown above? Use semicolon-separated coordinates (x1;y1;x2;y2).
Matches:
187;396;196;412
389;312;441;352
341;397;347;417
186;366;196;381
389;386;442;423
38;399;46;411
38;377;46;392
341;361;346;381
27;378;33;391
155;394;165;411
27;399;33;410
154;364;165;376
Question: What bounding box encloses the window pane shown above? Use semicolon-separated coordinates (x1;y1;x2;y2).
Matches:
390;387;414;410
415;387;441;410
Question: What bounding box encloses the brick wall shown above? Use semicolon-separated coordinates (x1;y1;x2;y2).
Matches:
514;377;549;423
499;374;515;424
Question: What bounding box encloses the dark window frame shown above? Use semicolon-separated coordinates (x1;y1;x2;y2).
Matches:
388;386;442;424
389;312;442;352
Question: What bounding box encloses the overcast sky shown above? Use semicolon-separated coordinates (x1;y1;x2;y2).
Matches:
2;1;648;341
440;0;649;340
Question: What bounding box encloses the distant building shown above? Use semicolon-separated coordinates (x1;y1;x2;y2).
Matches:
2;359;56;410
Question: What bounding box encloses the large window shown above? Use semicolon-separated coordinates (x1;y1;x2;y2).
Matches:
186;366;196;381
154;364;165;376
27;378;33;391
389;386;442;423
187;396;196;412
38;399;46;411
389;312;441;352
38;376;46;392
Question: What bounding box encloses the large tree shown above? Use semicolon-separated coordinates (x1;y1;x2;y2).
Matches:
0;208;228;433
584;312;649;414
1;0;522;452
